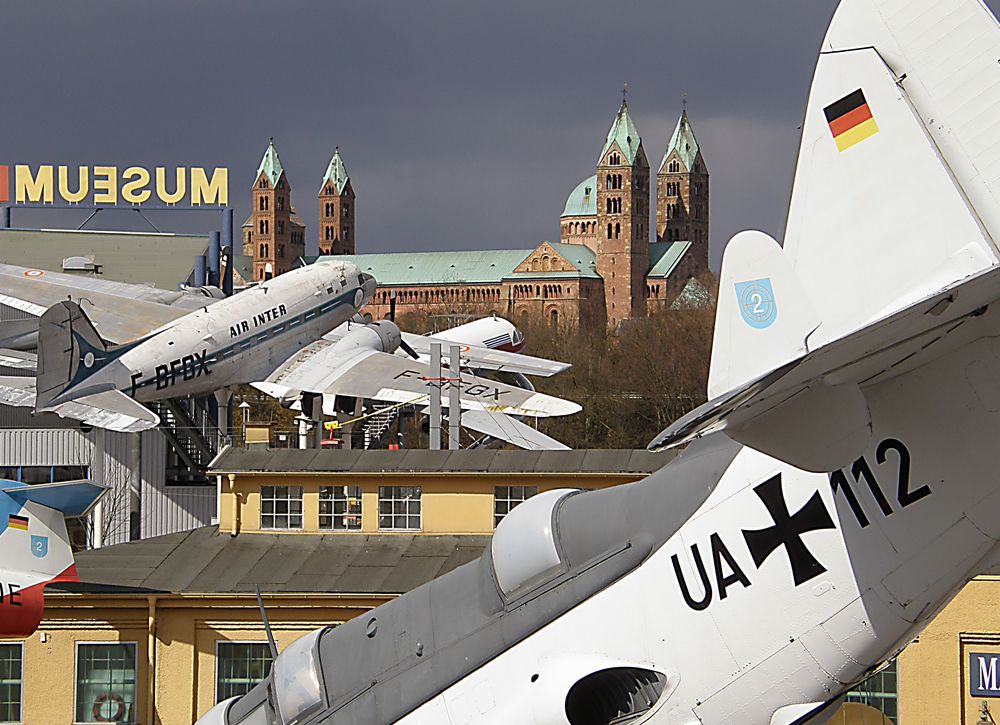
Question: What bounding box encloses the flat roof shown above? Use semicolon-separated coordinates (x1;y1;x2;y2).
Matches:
210;448;672;475
0;228;208;289
55;526;491;595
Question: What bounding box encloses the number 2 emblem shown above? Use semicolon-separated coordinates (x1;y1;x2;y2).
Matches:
735;278;778;329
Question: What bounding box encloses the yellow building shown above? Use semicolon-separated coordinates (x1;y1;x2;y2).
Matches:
897;576;1000;724
6;448;666;724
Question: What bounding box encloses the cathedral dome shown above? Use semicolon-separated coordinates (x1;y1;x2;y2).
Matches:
561;175;598;218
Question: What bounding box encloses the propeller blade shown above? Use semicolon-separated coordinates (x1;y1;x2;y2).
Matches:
389;291;397;322
399;339;420;360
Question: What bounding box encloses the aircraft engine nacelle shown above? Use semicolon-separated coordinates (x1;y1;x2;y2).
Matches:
331;320;402;355
181;285;226;300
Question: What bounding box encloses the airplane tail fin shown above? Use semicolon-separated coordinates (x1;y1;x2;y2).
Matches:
657;0;1000;470
0;480;105;636
35;300;129;410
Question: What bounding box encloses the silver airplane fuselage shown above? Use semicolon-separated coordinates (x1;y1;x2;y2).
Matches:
68;261;374;404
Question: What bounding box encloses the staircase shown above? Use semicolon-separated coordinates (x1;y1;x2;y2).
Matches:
357;404;400;449
148;397;226;484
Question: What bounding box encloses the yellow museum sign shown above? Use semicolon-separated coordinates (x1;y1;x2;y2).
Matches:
0;164;229;206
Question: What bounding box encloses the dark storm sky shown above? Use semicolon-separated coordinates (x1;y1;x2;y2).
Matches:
6;1;993;267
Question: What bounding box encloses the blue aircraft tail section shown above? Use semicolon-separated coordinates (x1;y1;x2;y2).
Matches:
0;480;108;518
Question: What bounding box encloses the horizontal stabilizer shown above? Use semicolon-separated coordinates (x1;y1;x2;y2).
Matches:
0;480;107;517
0;376;159;433
446;409;571;450
650;264;1000;471
0;348;37;371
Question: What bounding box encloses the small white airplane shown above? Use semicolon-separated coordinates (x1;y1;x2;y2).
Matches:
0;478;106;636
0;262;579;439
198;0;1000;723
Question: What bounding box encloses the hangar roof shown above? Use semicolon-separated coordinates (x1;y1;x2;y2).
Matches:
56;526;490;594
210;447;670;475
0;228;207;289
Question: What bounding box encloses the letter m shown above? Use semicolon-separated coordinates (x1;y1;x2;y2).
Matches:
980;656;998;692
15;165;54;203
190;168;228;206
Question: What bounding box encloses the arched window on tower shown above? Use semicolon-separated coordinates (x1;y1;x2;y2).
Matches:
606;174;612;189
607;223;613;240
606;198;612;214
615;223;621;239
259;243;264;257
550;309;558;328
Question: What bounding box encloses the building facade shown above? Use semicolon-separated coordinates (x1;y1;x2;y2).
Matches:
247;101;711;330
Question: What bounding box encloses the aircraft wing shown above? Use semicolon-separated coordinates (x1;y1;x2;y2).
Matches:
649;261;1000;472
446;408;571;450
253;340;581;418
0;376;160;433
0;264;211;345
400;331;571;377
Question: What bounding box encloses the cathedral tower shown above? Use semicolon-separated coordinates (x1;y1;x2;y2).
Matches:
317;148;355;256
595;97;650;328
251;139;292;281
657;110;709;272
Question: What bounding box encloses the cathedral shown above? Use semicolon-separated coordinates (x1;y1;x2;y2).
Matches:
243;99;710;330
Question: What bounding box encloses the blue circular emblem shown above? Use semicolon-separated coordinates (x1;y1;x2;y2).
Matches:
735;278;778;329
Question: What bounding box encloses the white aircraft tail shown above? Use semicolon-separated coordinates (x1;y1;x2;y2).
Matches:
0;479;106;636
708;0;1000;400
658;0;1000;470
36;300;131;410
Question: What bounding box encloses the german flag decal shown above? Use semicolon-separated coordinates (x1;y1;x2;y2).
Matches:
7;515;28;531
824;89;879;152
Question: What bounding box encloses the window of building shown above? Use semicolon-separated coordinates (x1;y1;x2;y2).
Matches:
493;484;540;528
0;644;21;724
277;221;284;235
846;659;897;723
378;486;421;531
277;196;284;211
260;486;303;530
75;642;137;724
319;486;362;530
0;465;88;484
215;642;273;703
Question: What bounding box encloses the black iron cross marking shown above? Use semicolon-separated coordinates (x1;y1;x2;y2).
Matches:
741;474;836;587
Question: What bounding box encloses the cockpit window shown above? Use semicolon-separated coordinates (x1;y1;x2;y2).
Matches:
491;489;575;599
272;628;328;724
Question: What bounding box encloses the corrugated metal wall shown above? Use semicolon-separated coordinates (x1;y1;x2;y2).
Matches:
0;426;214;544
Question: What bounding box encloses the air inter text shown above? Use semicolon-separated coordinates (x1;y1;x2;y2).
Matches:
230;304;288;338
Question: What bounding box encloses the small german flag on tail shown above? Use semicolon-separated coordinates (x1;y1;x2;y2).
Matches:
7;515;28;531
825;89;879;152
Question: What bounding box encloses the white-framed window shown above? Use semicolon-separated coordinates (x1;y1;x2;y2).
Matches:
215;642;273;704
319;486;362;531
494;486;539;528
260;485;303;530
74;642;138;724
378;486;421;531
0;643;22;723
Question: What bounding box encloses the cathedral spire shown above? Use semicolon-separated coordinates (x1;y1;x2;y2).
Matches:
320;147;350;195
599;94;642;166
660;109;706;174
256;138;285;187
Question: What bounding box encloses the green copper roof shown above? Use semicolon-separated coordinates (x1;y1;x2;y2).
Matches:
599;100;642;165
660;111;704;173
561;175;597;218
257;139;285;188
320;147;350;195
316;243;600;285
647;241;691;278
